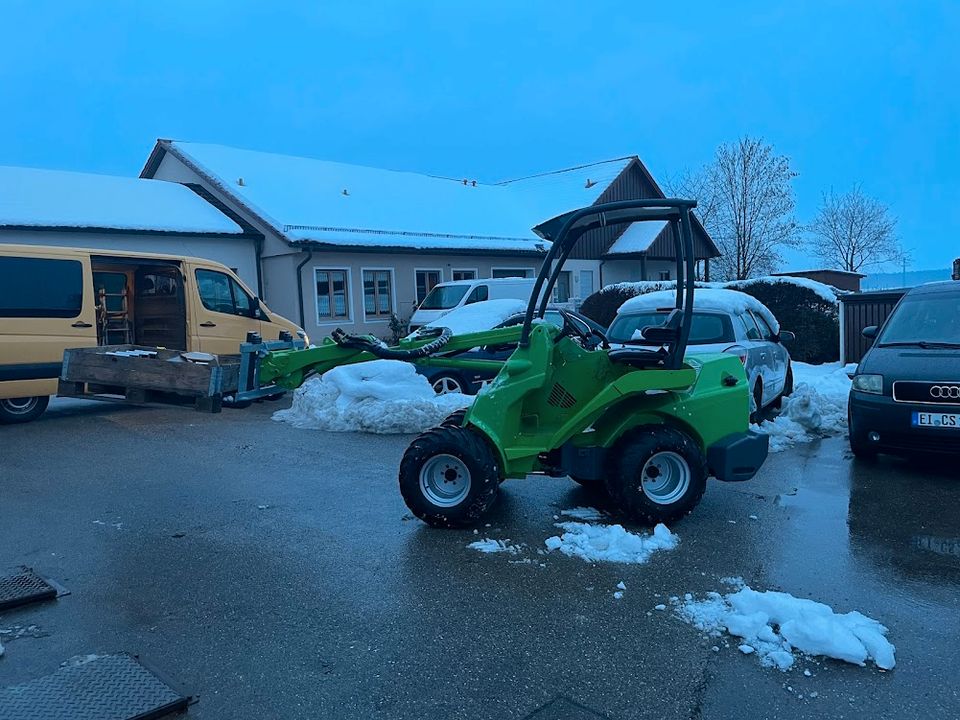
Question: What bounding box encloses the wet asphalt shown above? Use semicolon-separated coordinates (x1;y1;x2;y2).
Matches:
1;399;959;720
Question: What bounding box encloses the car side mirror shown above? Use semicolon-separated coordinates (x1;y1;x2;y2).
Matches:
862;325;878;340
778;330;796;344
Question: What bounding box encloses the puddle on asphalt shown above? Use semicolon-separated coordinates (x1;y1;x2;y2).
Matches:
756;438;960;619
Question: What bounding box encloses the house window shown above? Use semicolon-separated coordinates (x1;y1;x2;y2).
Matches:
579;270;595;298
492;268;533;279
553;271;572;303
196;269;255;317
363;269;393;318
415;270;441;305
316;269;349;322
452;269;477;281
659;270;671;281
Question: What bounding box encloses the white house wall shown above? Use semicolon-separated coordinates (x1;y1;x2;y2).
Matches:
0;228;259;290
283;250;553;339
602;258;681;286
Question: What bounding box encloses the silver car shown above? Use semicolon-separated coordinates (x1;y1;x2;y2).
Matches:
608;290;795;418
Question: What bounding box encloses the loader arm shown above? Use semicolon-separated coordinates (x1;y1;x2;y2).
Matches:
256;325;525;390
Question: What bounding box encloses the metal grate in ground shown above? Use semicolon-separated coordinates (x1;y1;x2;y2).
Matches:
0;653;190;720
0;568;60;612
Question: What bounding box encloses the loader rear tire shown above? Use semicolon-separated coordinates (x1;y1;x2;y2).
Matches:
399;426;500;528
606;426;707;525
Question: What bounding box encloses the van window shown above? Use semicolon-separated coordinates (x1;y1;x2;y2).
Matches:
0;256;83;318
138;272;180;297
196;269;255;317
465;285;489;304
419;284;469;310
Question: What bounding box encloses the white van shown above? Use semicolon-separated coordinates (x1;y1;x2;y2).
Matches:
409;277;537;330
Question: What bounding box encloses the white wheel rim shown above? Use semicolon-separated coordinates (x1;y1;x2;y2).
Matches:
433;377;463;394
640;451;691;505
419;453;472;507
2;397;38;414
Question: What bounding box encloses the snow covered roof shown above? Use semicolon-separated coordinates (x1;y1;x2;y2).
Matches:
150;141;640;254
605;220;669;255
0;165;243;234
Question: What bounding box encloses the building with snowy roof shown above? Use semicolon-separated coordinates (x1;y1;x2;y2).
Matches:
0;165;260;289
140;140;719;337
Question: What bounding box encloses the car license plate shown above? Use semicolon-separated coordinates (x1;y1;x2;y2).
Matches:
912;412;960;428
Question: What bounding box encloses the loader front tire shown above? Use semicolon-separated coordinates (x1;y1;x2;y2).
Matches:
399;426;500;528
439;409;467;428
606;426;707;525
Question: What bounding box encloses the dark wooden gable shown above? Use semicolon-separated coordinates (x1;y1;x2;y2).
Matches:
569;159;719;261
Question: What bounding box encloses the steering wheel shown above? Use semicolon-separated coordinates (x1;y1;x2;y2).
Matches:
554;308;608;349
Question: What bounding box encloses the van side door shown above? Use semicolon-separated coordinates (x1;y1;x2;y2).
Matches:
0;251;96;398
190;266;264;355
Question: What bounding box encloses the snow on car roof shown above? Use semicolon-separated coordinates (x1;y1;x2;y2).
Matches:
619;288;780;333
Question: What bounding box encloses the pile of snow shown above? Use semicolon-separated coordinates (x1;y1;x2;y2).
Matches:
620;287;780;334
754;362;853;451
545;522;678;564
468;538;523;555
273;359;471;434
410;299;526;337
673;580;896;671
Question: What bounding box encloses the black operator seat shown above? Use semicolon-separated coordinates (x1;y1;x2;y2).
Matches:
607;308;683;369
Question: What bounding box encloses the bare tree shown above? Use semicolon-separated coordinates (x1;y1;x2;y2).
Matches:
808;185;900;272
666;137;799;280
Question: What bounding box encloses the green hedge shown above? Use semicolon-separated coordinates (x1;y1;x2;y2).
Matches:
580;278;840;364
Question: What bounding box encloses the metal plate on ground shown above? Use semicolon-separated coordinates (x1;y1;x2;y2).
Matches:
0;568;59;612
524;697;609;719
0;653;190;720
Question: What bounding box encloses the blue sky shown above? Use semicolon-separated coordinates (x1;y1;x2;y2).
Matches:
1;1;957;271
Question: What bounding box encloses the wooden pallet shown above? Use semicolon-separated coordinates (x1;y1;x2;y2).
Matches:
58;345;240;413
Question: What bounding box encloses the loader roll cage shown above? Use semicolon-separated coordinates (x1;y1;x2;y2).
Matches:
522;198;698;370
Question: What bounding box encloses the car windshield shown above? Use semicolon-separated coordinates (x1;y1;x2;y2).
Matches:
877;295;960;346
608;310;735;345
418;284;470;310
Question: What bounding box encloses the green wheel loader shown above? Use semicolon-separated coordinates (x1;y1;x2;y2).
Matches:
253;199;768;528
395;198;768;527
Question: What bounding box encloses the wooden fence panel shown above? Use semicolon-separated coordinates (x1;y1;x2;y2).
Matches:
840;291;905;364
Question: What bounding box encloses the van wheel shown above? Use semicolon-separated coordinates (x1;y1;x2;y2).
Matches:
0;396;50;424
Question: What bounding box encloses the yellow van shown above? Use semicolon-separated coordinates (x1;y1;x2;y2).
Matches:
0;244;305;424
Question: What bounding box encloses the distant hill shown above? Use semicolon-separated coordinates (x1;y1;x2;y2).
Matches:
861;268;952;290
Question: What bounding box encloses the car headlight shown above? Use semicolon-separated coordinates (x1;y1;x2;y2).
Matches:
852;374;883;394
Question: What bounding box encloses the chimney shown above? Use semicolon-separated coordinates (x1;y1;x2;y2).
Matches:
953;258;960;281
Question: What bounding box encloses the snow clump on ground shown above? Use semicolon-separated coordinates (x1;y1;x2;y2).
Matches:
545;521;679;564
273;359;472;434
673;581;896;671
753;362;854;452
467;539;524;555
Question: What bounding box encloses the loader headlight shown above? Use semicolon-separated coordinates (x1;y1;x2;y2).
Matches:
852;374;883;395
296;329;311;347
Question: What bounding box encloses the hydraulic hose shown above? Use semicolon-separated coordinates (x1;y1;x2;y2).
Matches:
331;326;453;360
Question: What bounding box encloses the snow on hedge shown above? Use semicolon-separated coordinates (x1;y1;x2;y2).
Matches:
412;298;527;337
601;275;839;306
673;580;896;671
620;287;780;333
544;521;679;564
753;362;854;452
726;276;839;304
273;359;471;433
